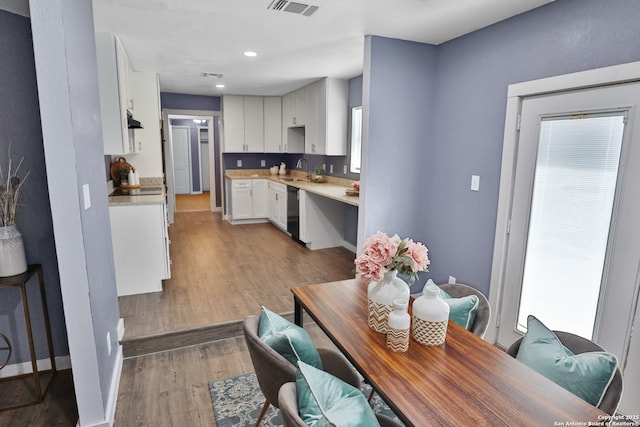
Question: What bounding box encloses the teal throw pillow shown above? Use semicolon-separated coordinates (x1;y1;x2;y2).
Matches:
296;361;380;427
439;289;479;330
258;306;322;369
516;315;618;407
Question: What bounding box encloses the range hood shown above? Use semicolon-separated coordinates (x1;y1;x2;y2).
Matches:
127;111;143;129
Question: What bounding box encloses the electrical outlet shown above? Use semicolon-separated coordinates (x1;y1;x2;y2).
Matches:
448;275;456;284
237;159;242;167
329;164;334;173
106;331;112;356
322;163;326;171
343;164;347;174
260;159;266;167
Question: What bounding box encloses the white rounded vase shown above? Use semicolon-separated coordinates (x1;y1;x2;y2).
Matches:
0;225;28;277
367;270;410;334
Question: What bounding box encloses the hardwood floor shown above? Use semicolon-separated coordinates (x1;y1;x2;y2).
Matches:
175;192;211;212
4;205;355;426
118;210;356;342
114;324;336;427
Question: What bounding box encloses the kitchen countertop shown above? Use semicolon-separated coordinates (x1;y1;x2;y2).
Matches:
108;186;167;206
225;169;359;207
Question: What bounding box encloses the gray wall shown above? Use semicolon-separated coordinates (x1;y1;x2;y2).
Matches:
360;36;437;284
30;0;121;424
361;0;640;294
0;10;68;365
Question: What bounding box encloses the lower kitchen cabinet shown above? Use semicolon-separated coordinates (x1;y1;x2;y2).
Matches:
268;181;287;230
109;203;171;296
229;179;269;222
299;190;345;249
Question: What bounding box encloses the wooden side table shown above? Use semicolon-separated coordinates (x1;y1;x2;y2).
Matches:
0;264;56;410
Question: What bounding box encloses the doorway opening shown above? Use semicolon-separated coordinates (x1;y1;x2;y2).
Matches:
162;109;221;223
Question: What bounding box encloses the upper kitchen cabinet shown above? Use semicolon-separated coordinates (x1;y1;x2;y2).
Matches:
131;71;161;154
282;86;307;128
305;78;348;155
264;97;283;153
222;95;265;152
96;32;134;155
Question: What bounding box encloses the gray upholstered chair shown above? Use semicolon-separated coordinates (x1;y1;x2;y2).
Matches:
411;283;491;338
506;331;623;415
278;382;403;427
243;315;361;427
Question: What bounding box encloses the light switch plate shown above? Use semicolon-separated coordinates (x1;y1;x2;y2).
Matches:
329;164;334;173
82;184;91;210
343;164;347;174
260;159;266;167
471;175;480;191
448;275;456;284
237;160;242;167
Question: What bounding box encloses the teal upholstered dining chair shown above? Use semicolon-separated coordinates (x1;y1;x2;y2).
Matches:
506;330;623;415
243;315;361;427
278;382;403;427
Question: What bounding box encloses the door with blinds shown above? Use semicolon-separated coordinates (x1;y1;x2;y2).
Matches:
497;82;640;388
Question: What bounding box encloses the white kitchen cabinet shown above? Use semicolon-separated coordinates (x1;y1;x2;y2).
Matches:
96;32;133;155
252;179;269;218
222;95;246;152
299;190;345;250
231;179;253;220
282;87;306;154
282;86;307;128
222;95;266;152
230;179;269;221
305;78;348;155
264;97;283;153
131;71;161;153
109;203;171;296
268;181;287;230
244;96;264;152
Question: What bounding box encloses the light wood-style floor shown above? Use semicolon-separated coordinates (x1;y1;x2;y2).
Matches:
175;192;211;212
119;209;356;340
3;196;355;426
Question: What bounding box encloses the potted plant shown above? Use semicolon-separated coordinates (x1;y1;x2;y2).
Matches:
0;152;29;276
312;166;326;183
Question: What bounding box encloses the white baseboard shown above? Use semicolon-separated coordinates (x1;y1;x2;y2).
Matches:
117;318;125;342
75;344;123;427
104;345;123;427
0;354;71;378
342;241;356;253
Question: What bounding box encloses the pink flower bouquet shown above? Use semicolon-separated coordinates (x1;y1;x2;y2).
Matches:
355;231;430;284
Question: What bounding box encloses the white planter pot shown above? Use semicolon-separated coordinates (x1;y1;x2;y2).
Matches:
0;225;28;277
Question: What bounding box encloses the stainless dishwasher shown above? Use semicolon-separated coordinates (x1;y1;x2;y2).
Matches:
286;186;301;242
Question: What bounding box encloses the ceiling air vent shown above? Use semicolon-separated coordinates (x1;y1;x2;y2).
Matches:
267;0;319;17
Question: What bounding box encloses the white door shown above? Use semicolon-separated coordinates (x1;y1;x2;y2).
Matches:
497;82;640;414
172;126;191;194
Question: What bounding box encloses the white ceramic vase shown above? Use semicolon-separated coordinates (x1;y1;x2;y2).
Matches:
367;270;410;334
412;284;450;346
0;225;28;277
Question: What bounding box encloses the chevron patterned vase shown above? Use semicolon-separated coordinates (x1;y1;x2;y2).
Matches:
367;270;410;334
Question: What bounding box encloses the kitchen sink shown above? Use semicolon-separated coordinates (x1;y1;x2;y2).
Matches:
280;176;305;182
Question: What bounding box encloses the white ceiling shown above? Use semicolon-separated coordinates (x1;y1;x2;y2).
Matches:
6;0;554;97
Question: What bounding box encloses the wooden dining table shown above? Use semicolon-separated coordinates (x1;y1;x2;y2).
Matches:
292;279;608;427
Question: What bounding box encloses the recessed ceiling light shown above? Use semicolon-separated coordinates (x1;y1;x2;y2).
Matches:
243;51;257;57
215;84;225;88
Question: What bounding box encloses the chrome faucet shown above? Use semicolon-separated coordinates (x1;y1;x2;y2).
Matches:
296;158;310;181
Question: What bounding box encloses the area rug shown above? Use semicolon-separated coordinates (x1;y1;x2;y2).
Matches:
209;372;403;427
